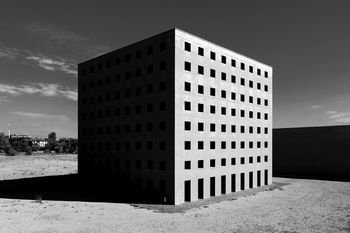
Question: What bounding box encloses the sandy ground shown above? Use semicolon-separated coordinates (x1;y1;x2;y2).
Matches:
0;155;349;233
0;153;77;180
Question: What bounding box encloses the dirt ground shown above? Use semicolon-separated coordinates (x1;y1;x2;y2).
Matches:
0;155;349;233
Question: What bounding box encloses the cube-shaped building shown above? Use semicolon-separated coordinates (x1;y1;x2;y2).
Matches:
78;28;272;204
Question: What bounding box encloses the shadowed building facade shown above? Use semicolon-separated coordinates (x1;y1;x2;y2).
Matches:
78;28;273;204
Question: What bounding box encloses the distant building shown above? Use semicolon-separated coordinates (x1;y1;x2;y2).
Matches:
274;125;350;181
78;28;273;204
31;138;48;149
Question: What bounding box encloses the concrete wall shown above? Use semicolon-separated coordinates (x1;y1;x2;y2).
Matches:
273;125;350;181
78;30;176;203
174;29;273;204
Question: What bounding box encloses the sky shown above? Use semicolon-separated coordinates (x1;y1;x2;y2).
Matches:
0;0;349;138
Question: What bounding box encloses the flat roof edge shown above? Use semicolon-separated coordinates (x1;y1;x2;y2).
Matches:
174;28;272;69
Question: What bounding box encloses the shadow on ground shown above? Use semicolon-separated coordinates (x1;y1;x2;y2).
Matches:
0;174;167;204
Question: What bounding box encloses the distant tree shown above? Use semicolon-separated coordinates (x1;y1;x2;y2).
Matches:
0;133;9;152
11;140;29;153
46;132;58;151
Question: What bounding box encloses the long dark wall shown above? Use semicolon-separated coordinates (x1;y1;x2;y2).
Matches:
273;125;350;181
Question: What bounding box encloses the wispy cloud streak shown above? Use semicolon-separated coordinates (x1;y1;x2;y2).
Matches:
326;111;350;123
0;83;77;101
12;111;69;121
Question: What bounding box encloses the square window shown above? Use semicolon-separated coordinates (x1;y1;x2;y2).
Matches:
185;161;191;169
241;157;245;164
264;155;268;162
249;96;253;104
231;158;236;165
210;69;216;78
241;62;245;70
198;103;204;112
160;141;166;150
147;46;153;55
198;122;204;131
221;55;226;64
231;92;236;100
210;87;216;96
124;55;130;63
249;157;253;163
210;51;216;60
198;160;204;168
184;101;191;111
210;123;215;132
257;156;261;163
160;61;167;71
159;161;166;170
231;108;236;116
240;125;245;133
198;47;204;56
231;75;236;83
264;71;268;78
221;141;226;149
265;141;268;148
221;158;226;166
264;113;268;120
210;159;215;167
241;78;245;86
257;83;261;90
231;59;236;67
147;103;153;112
198;85;204;94
257;141;261;148
231;125;236;133
264;85;268;92
160;41;167;51
240;109;245;117
159;101;166;111
198;141;204;150
221;124;226;132
249;111;253;118
210;105;215;114
265;127;268;134
185;141;191;150
147;84;153;93
257;112;261;119
184;42;191;52
221;107;226;115
240;94;245;102
257;127;261;134
159;121;166;131
241;141;245;149
185;121;191;131
198;65;204;75
184;82;191;91
159;82;166;91
231;141;236;149
147;65;154;74
257;98;261;105
221;90;226;98
249;126;253;134
221;72;226;80
257;68;261;76
136;50;142;59
264;99;268;106
249;65;253;73
249;80;253;88
249;141;253;148
210;141;215;149
184;61;191;71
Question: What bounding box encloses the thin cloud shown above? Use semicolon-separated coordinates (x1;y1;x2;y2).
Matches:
311;105;322;109
0;46;20;60
25;22;111;58
0;83;77;101
26;55;77;76
12;111;69;121
327;111;350;123
0;96;11;103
